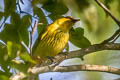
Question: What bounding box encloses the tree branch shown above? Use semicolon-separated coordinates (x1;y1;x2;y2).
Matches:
39;43;120;66
67;43;120;58
10;43;120;80
29;64;120;75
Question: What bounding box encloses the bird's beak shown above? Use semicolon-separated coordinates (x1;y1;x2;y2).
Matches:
65;16;80;23
72;18;80;23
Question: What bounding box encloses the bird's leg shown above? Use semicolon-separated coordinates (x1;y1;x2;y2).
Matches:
46;56;55;63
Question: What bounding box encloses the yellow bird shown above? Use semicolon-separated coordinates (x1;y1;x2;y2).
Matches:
32;16;80;63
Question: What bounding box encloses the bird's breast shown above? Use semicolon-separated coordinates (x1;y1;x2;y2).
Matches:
34;30;69;58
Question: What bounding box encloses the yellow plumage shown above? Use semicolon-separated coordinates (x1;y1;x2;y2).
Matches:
32;16;79;63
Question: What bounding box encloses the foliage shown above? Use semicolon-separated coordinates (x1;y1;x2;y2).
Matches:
70;27;91;48
0;0;120;80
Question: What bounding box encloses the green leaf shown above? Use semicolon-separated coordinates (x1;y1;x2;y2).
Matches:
75;0;90;12
10;12;21;26
0;70;11;76
4;0;16;17
0;43;10;73
70;27;91;48
0;12;4;20
0;43;7;55
32;0;43;7
18;15;31;46
118;1;120;15
42;0;68;15
21;15;31;27
20;53;37;64
11;13;30;46
0;70;12;79
104;0;114;9
10;61;28;72
65;43;69;52
71;27;84;36
0;23;20;43
49;14;63;21
0;75;9;80
7;41;21;59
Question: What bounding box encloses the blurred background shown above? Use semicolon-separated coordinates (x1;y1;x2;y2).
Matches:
0;0;120;80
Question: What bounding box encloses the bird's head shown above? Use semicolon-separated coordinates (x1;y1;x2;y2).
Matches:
52;16;80;32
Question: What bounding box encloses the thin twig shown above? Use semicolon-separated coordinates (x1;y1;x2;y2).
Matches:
101;29;120;43
95;0;120;27
30;20;37;55
112;32;120;43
